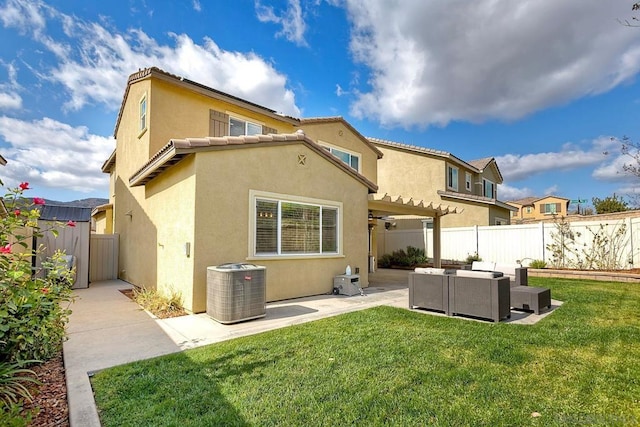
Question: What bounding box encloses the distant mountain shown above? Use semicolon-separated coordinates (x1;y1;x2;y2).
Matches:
44;198;109;209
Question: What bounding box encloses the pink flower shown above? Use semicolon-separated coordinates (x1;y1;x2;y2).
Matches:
33;197;45;205
41;287;49;294
19;182;30;190
13;209;20;216
66;220;76;227
0;244;11;254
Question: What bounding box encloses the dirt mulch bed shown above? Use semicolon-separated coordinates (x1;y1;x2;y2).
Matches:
119;288;187;319
22;352;69;426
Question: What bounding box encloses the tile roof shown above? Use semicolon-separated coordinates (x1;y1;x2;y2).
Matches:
300;117;383;158
0;154;6;166
113;67;300;138
129;130;378;192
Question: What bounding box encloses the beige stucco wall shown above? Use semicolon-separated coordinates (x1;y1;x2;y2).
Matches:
376;146;444;200
149;78;297;156
188;143;370;312
299;121;378;186
113;74;303;302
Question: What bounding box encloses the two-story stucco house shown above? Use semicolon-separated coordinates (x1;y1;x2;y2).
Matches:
507;196;571;222
101;67;459;313
370;138;516;228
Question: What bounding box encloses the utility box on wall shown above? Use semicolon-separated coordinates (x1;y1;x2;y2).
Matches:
333;274;361;296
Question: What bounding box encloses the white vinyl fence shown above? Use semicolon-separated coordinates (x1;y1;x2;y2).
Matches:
377;217;640;269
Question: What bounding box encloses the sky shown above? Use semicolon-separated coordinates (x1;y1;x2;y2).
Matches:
0;0;640;209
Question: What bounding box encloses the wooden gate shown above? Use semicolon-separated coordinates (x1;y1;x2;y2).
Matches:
90;234;119;282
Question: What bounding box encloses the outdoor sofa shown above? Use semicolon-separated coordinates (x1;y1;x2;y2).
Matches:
464;261;551;315
409;267;511;322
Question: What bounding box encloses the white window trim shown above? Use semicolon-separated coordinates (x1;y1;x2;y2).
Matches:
465;172;472;192
447;164;459;191
318;140;362;173
138;93;147;138
248;190;344;260
227;112;264;136
494;217;508;225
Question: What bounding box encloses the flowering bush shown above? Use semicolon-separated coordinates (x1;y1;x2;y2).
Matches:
0;181;74;364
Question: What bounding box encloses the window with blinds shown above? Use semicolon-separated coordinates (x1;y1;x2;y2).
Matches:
255;198;339;256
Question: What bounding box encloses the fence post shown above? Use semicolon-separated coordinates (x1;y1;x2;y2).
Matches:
627;217;634;268
540;222;546;263
473;225;479;257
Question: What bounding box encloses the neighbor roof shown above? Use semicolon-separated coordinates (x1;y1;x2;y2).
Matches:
114;67;300;137
508;195;570;206
300;117;384;158
0;154;6;166
129;130;378;192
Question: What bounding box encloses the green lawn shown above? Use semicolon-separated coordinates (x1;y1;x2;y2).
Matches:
91;277;640;426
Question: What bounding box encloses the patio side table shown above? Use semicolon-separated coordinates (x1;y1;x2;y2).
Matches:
510;286;551;314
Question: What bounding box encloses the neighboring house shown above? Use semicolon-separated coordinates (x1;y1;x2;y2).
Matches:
91;203;114;233
100;67;460;313
370;138;516;228
507;196;570;222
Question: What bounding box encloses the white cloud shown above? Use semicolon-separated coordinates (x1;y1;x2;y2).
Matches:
0;116;114;193
0;92;21;110
0;0;301;116
496;137;618;182
342;0;640;128
0;60;23;110
497;183;535;201
192;0;201;12
256;0;308;47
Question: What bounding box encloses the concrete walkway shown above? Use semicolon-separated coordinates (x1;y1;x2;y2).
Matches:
63;269;560;426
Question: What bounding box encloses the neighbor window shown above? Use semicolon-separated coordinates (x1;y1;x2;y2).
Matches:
483;179;495;198
139;95;147;132
230;117;262;136
465;172;472;191
541;203;560;214
254;196;339;256
322;145;360;172
447;165;458;191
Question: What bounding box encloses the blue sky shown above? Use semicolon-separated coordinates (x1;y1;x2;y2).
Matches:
0;0;640;209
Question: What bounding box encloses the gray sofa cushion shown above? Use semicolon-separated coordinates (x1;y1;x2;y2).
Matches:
456;269;504;279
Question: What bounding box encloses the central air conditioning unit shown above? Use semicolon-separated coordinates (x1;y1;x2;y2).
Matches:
206;263;267;324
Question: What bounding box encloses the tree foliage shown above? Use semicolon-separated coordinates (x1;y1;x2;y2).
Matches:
592;194;629;214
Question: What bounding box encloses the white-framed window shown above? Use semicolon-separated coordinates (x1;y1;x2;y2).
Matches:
230;116;262;136
495;218;508;225
139;94;147;133
320;143;360;172
465;172;472;191
447;164;458;191
542;203;559;214
483;178;495;198
251;191;341;257
525;206;532;214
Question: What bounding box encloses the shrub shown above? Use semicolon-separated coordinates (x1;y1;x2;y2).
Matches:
377;246;427;268
132;286;185;318
465;252;482;264
0;359;39;409
528;259;547;269
0;182;75;364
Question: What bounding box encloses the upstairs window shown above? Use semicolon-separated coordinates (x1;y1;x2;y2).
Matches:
465;172;472;191
139;95;147;133
230;117;262;136
447;165;458;191
483;179;495;198
322;145;360;172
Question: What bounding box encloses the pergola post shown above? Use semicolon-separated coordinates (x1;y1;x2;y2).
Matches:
432;214;442;268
